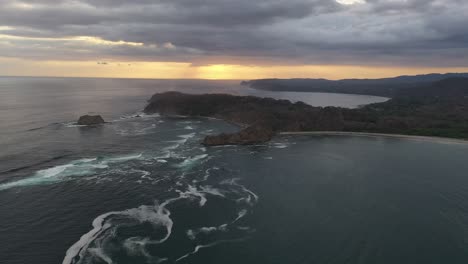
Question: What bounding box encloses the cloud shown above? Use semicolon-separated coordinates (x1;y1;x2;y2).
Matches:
0;0;467;67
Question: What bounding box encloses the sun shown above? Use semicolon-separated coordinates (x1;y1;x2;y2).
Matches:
196;64;239;80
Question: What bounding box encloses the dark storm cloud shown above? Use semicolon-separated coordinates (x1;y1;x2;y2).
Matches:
0;0;467;66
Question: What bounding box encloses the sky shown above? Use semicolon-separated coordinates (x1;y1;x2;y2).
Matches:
1;0;468;79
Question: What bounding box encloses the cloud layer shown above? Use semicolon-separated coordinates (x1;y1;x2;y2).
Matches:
0;0;467;66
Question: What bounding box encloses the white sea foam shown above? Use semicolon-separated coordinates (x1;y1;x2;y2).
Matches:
89;248;113;264
118;112;160;121
272;142;289;149
177;184;225;207
63;201;175;264
140;113;161;119
0;153;143;191
199;185;225;197
63;186;219;264
179;133;196;140
176;154;208;170
163;133;196;152
115;123;159;136
232;209;248;223
175;238;247;262
127;169;151;179
200;167;219;182
123;237;168;263
106;153;142;163
186;225;228;240
221;178;259;206
62;211;115;264
178;185;207;206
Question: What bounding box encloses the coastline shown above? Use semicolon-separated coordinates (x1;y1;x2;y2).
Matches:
144;92;468;146
279;131;468;145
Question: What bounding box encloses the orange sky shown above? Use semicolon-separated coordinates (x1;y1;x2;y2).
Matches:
2;57;468;80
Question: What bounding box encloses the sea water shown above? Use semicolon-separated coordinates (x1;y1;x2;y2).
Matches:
2;77;468;264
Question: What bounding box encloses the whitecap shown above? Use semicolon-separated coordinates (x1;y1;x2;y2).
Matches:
163;133;196;152
178;133;196;140
176;154;208;170
105;153;142;163
63;122;87;128
118;112;160;121
139;113;161;119
272;142;289;149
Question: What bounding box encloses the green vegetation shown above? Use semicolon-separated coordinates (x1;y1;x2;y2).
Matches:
341;78;468;139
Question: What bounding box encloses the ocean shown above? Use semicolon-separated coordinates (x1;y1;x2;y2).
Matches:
1;77;468;264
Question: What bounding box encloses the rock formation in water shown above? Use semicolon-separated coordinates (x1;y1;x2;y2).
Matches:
77;115;105;126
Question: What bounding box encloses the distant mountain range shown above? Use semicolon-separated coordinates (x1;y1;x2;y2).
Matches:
241;73;468;97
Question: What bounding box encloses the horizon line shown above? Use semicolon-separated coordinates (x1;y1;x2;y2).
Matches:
2;71;468;82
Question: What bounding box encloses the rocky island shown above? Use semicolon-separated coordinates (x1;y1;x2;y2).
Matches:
77;115;105;126
144;78;468;145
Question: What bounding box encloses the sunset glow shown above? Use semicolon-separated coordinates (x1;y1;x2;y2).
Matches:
1;0;467;79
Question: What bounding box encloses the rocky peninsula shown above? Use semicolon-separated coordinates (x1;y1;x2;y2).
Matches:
144;92;343;145
144;78;468;145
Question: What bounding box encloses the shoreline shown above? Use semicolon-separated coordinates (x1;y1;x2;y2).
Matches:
279;131;468;145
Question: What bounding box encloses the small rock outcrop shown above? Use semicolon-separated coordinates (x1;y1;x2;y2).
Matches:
77;115;105;126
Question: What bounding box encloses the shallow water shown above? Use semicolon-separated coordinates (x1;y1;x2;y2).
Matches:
1;77;468;264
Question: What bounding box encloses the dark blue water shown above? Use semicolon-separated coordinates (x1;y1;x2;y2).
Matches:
1;77;468;264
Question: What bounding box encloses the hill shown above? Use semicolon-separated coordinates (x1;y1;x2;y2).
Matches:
242;73;468;97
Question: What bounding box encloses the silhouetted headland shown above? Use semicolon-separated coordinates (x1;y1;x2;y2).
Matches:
145;77;468;145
